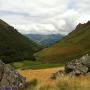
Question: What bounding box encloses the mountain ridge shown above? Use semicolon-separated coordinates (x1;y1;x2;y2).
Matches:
25;34;64;47
0;19;41;63
35;21;90;64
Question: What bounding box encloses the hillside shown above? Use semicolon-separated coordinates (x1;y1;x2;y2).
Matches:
25;34;64;47
0;19;41;63
35;21;90;64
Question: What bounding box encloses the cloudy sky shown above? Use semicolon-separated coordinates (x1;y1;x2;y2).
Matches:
0;0;90;35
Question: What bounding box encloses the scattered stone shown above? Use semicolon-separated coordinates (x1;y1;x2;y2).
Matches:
50;70;65;80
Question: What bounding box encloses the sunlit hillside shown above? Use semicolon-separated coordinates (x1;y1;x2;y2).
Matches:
35;21;90;64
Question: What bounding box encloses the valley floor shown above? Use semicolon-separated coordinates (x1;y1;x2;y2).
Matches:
18;67;63;85
17;67;90;90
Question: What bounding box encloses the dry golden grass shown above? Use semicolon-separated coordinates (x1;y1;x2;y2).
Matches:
17;67;90;90
17;67;64;85
56;75;90;90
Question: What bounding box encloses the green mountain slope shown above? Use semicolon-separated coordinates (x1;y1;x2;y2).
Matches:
0;19;41;63
35;21;90;64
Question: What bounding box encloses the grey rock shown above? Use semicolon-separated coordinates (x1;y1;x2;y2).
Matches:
50;54;90;79
0;60;26;88
65;54;90;76
80;54;90;67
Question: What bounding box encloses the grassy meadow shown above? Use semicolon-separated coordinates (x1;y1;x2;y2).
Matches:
11;60;64;69
11;60;90;90
17;67;90;90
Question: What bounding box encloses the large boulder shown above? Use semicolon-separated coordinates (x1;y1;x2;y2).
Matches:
50;54;90;80
65;54;90;76
0;60;26;89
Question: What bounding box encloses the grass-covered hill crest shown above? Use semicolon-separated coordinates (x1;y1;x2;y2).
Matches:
35;21;90;64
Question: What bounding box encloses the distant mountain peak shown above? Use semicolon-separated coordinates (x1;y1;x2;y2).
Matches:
75;21;90;30
0;19;9;27
25;34;64;47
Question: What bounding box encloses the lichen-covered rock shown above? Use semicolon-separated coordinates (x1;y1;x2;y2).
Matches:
65;54;90;76
50;54;90;79
0;60;26;88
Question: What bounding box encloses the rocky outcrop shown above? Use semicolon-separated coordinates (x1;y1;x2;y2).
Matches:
0;60;26;89
50;54;90;80
65;54;90;76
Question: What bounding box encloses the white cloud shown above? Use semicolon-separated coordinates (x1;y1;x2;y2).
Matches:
0;0;90;35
